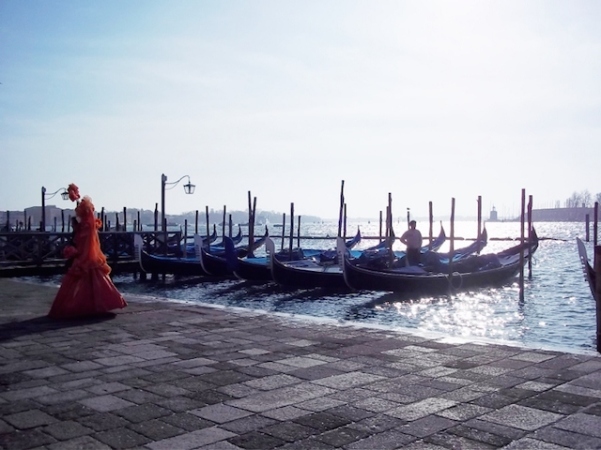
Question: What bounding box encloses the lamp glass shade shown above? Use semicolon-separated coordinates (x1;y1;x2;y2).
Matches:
184;182;195;194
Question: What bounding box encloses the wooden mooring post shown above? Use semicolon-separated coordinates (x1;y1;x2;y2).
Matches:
586;214;590;242
595;246;601;353
519;188;526;302
528;194;533;280
595;202;599;247
428;201;433;249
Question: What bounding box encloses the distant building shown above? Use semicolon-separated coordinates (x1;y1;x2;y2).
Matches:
525;207;595;222
489;206;498;222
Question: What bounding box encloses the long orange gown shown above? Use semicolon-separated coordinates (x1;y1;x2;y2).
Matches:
48;196;127;319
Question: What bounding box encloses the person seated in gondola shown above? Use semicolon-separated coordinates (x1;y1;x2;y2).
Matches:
400;220;423;266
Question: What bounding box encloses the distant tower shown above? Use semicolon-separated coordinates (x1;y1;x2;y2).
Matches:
489;206;498;222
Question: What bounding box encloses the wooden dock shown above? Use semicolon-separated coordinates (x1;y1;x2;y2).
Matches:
0;230;185;277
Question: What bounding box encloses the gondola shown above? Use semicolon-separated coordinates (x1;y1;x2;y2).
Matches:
167;224;218;256
339;228;538;295
135;234;208;276
232;227;362;282
268;226;481;290
196;228;269;277
576;237;596;301
134;227;256;278
353;224;447;269
211;224;244;247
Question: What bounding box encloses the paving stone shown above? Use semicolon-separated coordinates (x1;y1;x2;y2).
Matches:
97;368;153;382
128;418;186;440
511;352;558;363
220;414;277;434
86;381;131;395
76;412;129;431
260;406;310;421
114;388;164;404
142;382;192;397
470;391;518;409
464;417;526;441
36;388;91;405
227;383;336;413
196;370;255;387
277;436;338;449
260;421;316;442
503;437;573;449
78;394;135;412
553;383;601;399
323;360;367;372
24;366;70;378
445;423;514;447
94;427;152;449
114;403;171;423
436;403;492;421
171;376;216;391
160;412;215;431
553;412;601;437
399;440;448;450
61;361;104;372
352;396;400;413
218;382;261;399
227;430;286;449
0;428;56;450
346;429;416;449
386;397;457;421
349;413;406;434
439;386;486;402
532;425;601;449
0;418;14;434
481;404;564;431
46;435;112;450
583;403;601;416
257;362;299;373
4;409;57;429
139;369;190;383
292;411;351;433
276;356;328;369
147;426;237;450
56;377;100;391
314;425;370;447
43;420;92;440
192;389;235;405
0;385;58;401
295;396;346;412
243;374;302;390
327;386;376;403
191;403;253;423
425;431;498;449
400;415;458;438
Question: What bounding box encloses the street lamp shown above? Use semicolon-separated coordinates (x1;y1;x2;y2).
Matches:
41;186;69;232
160;173;195;231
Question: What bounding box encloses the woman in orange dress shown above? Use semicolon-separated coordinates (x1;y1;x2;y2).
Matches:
49;184;127;319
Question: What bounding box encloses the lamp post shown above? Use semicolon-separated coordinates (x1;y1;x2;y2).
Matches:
41;186;69;232
160;173;195;231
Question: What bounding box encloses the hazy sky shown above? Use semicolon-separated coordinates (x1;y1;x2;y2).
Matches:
1;1;600;220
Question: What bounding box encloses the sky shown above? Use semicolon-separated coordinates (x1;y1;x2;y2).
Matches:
1;0;600;221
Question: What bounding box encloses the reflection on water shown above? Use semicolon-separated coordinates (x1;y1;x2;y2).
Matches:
28;221;598;354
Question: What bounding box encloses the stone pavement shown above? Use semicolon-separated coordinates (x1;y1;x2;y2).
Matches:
1;279;601;450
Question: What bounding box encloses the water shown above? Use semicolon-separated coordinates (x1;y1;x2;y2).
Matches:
29;221;599;355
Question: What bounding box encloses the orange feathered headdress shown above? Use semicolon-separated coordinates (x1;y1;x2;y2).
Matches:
67;183;80;202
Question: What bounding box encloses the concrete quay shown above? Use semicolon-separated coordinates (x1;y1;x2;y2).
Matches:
1;278;601;450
